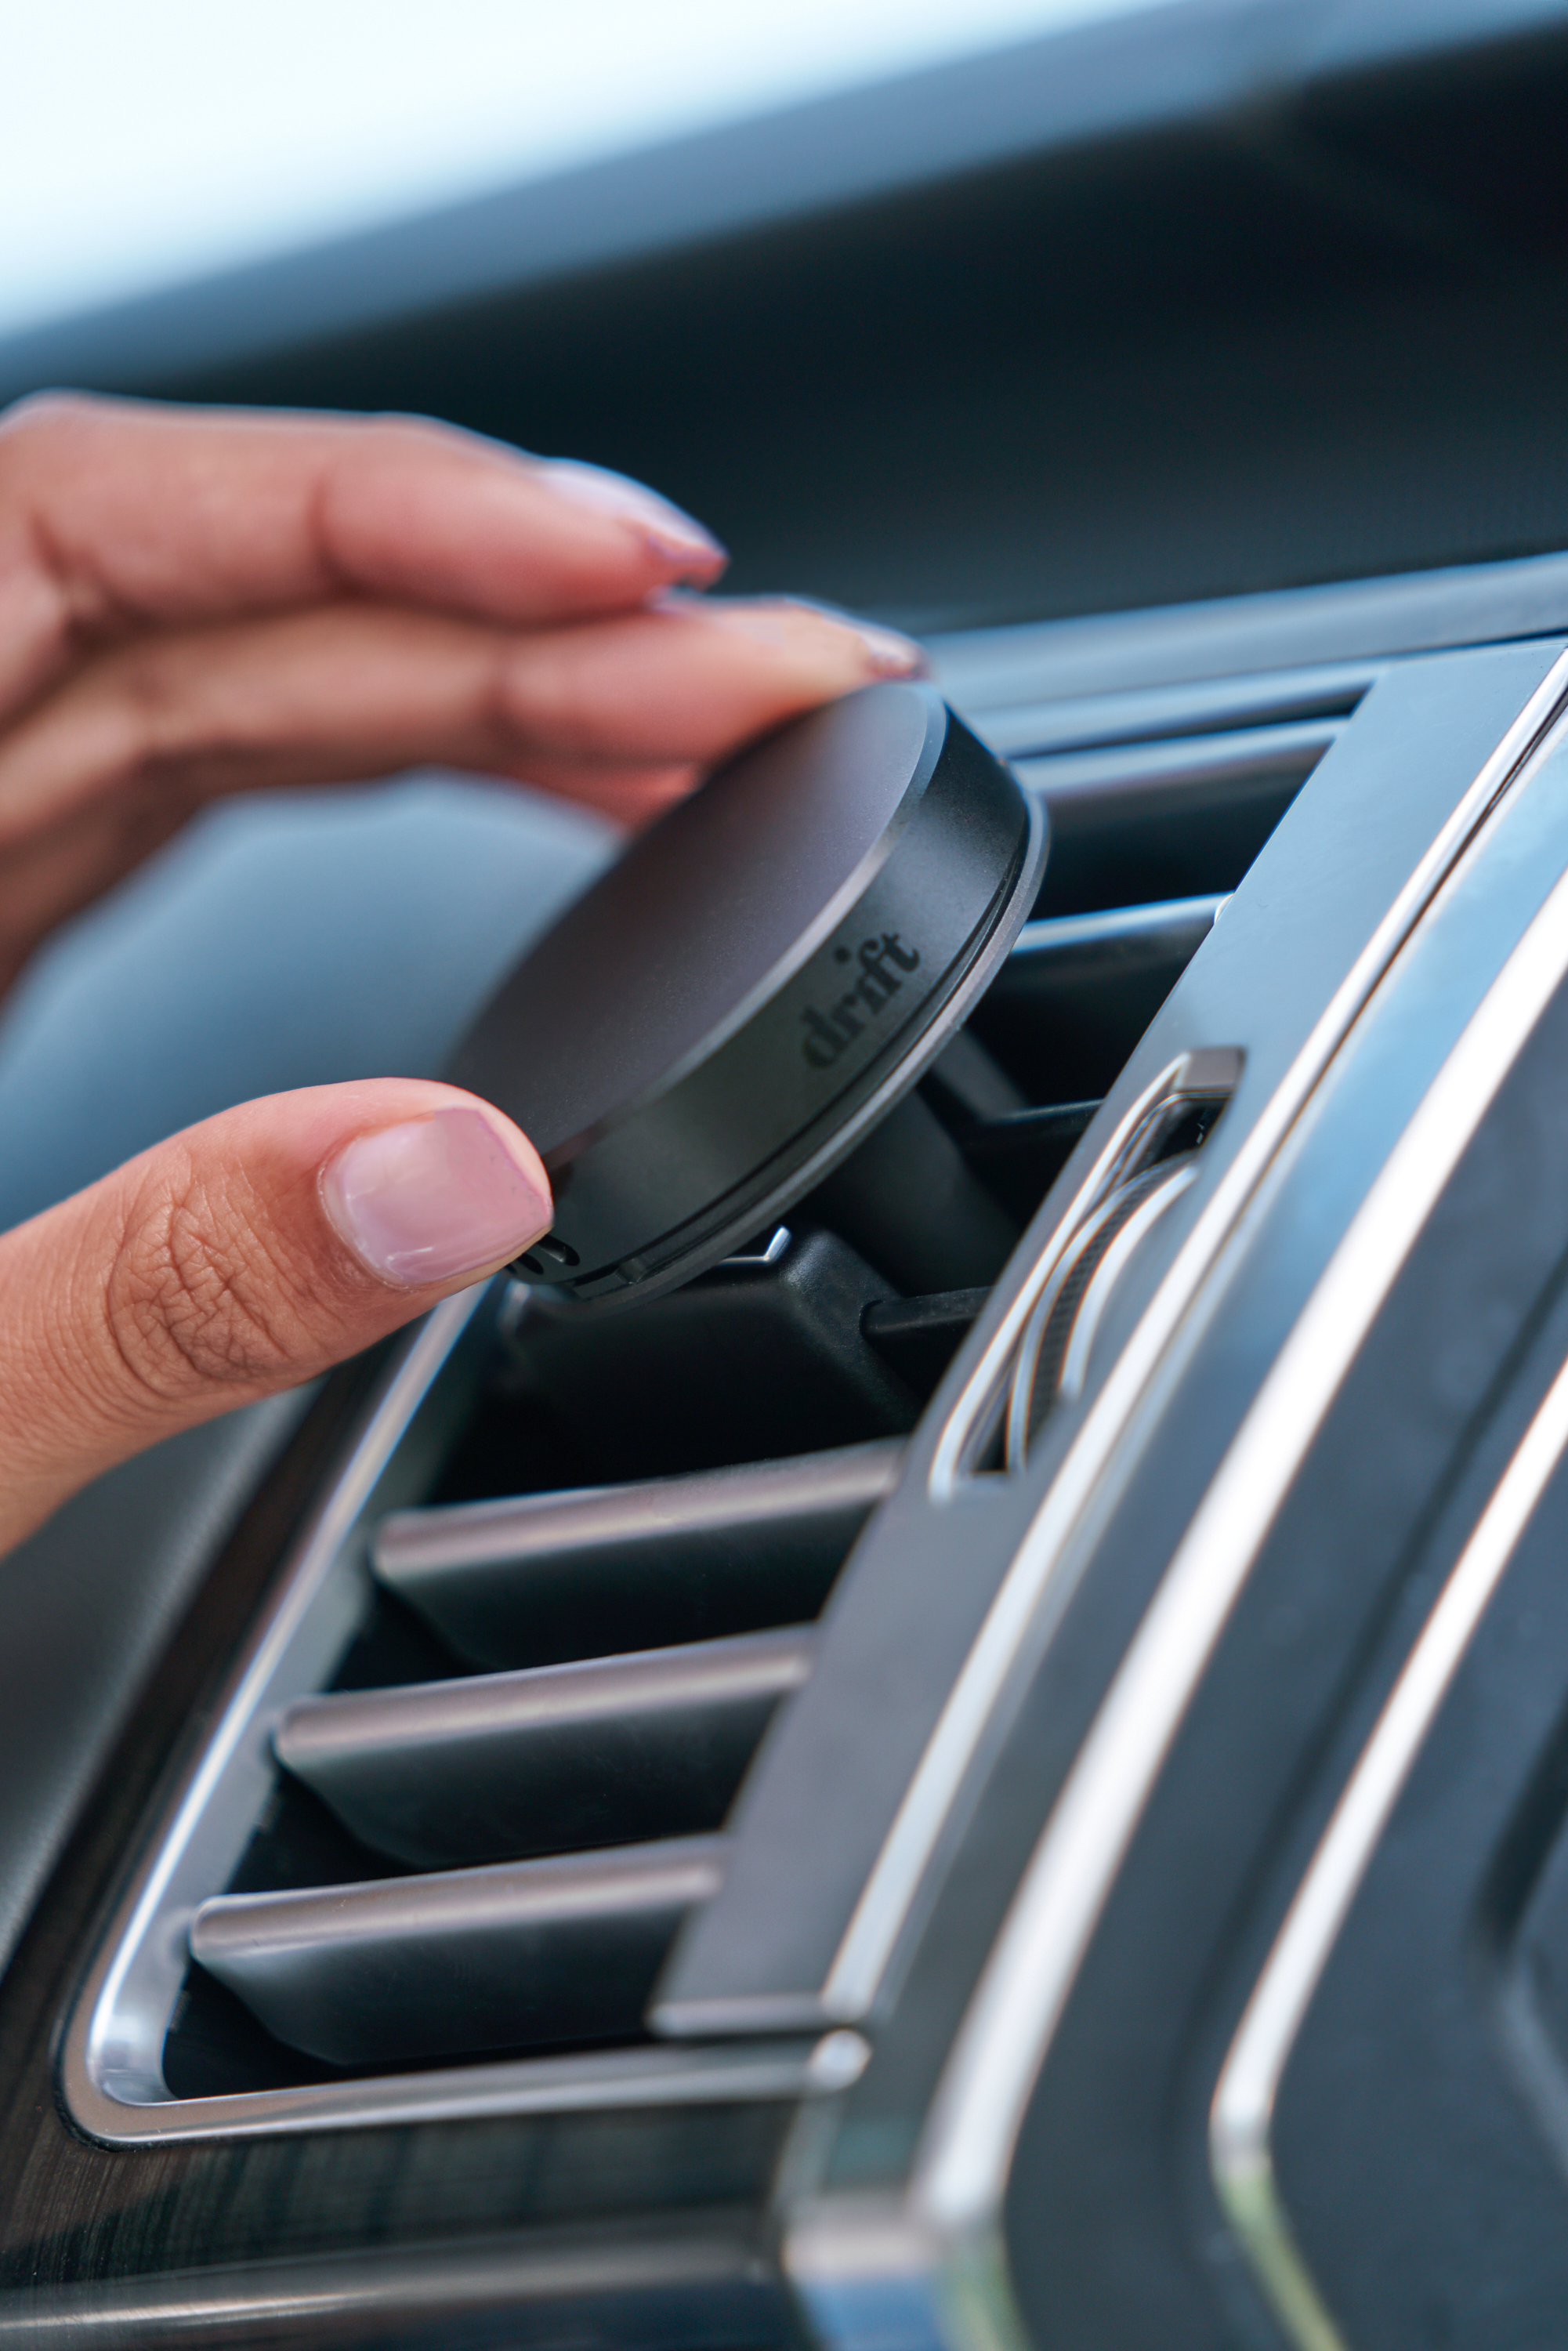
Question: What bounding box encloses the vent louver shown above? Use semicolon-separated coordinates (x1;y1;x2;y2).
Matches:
271;1625;816;1868
191;1837;730;2068
372;1444;900;1668
60;652;1368;2143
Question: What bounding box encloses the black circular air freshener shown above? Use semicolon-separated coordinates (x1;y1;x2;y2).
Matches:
447;682;1046;1306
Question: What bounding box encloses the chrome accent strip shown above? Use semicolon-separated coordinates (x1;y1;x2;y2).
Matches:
930;1051;1233;1497
827;652;1568;2027
1054;1160;1197;1408
65;1288;487;2119
913;794;1568;2244
1208;1330;1568;2349
67;2035;841;2149
1002;1157;1197;1468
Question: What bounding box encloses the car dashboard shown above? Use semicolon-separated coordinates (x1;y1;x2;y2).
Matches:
6;7;1568;2348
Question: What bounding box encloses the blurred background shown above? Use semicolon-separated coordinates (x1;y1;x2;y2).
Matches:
2;0;1158;350
8;0;1568;633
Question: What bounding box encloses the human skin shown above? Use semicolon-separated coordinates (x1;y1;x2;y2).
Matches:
0;393;923;1558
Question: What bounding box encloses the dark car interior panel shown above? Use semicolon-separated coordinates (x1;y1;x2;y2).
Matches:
9;4;1568;2346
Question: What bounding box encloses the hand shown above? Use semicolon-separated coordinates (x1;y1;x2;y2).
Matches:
0;393;923;1556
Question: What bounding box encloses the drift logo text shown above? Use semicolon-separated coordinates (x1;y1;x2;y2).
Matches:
799;933;922;1068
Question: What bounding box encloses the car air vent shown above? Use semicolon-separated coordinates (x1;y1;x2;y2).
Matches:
973;660;1371;916
60;654;1364;2144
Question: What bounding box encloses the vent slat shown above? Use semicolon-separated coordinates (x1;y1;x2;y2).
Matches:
972;897;1222;1103
190;1838;726;2067
955;1102;1103;1222
375;1440;901;1668
1019;721;1338;913
274;1628;813;1868
860;1290;990;1395
970;663;1372;759
1016;717;1341;799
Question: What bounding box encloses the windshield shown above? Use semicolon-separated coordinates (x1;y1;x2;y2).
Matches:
3;0;1186;342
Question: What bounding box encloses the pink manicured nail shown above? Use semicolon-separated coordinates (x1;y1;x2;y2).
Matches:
538;459;727;571
853;622;929;677
322;1109;551;1287
676;594;928;677
664;595;928;677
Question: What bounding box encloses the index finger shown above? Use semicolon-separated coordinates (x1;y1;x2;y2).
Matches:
0;394;727;719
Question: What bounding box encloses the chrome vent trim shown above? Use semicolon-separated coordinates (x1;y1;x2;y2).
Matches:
908;743;1568;2323
946;659;1378;761
59;1290;870;2143
931;1049;1240;1494
68;2038;844;2150
1016;719;1344;917
967;895;1226;1117
999;896;1226;992
1003;1154;1199;1466
1014;715;1340;822
973;656;1374;922
1208;1207;1568;2350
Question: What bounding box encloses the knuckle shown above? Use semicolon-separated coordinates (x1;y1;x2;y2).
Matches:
108;639;188;766
0;396;126;678
103;1159;311;1400
89;640;217;798
492;638;590;756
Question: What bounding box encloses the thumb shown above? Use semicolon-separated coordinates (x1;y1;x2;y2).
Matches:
0;1079;552;1559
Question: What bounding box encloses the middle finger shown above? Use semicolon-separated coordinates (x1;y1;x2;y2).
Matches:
0;595;924;843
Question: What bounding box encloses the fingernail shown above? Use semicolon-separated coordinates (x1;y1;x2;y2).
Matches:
665;593;929;677
538;459;727;572
853;621;929;677
323;1108;551;1288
